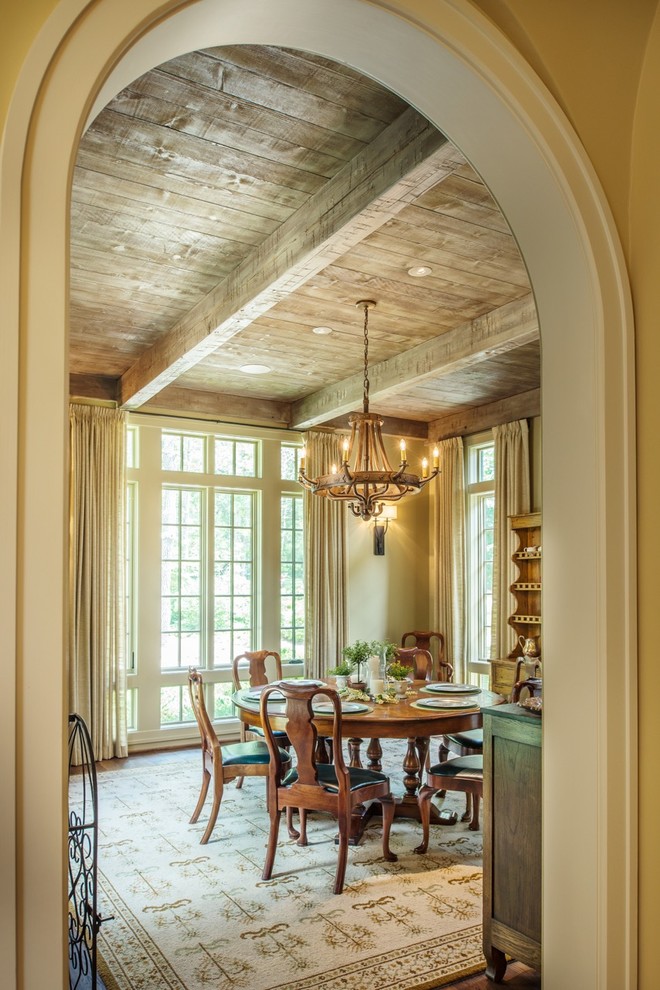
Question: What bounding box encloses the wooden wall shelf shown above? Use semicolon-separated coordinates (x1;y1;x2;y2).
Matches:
490;512;542;699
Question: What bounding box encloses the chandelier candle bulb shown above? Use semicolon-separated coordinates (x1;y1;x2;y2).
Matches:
300;448;306;471
342;439;350;462
433;446;439;468
422;457;429;478
400;439;406;460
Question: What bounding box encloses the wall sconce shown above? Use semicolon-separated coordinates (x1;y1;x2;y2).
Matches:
373;506;397;556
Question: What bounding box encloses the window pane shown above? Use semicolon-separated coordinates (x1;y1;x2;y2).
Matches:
161;434;181;471
181;489;201;523
233;494;252;528
162;488;179;523
215;493;231;526
233;529;252;559
235;442;256;476
234;562;251;594
281;445;295;480
479;446;495;481
182;435;204;472
214;561;230;595
162;561;180;595
214;440;234;475
281;444;302;481
214;683;234;719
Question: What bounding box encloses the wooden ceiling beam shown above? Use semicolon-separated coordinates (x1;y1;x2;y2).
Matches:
428;388;541;440
290;293;538;429
119;108;461;409
140;386;291;428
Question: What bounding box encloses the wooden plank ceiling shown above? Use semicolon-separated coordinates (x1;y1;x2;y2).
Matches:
70;44;539;439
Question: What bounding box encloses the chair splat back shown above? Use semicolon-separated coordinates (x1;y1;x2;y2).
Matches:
189;668;219;761
259;682;395;893
401;629;446;665
232;649;282;691
393;646;434;681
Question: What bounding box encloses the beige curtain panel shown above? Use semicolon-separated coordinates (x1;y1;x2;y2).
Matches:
432;437;467;681
69;402;127;761
303;431;348;679
490;419;531;659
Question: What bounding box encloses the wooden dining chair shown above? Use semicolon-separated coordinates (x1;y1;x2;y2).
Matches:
188;668;291;844
392;646;436;681
260;681;398;894
232;649;289;787
401;630;446;667
414;754;484;852
437;728;483;823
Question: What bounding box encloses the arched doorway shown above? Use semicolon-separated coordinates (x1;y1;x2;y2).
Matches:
2;1;635;987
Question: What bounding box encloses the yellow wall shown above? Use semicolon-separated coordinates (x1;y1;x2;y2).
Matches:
630;7;660;983
0;0;59;124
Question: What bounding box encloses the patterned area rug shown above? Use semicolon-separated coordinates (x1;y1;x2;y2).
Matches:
89;745;485;990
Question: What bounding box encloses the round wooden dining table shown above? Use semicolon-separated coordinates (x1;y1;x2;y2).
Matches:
233;681;504;842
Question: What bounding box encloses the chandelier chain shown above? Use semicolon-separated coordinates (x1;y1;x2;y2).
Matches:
362;302;370;414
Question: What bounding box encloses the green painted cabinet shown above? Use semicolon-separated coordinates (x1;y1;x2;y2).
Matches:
482;703;542;981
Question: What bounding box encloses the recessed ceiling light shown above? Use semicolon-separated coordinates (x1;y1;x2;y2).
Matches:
312;326;333;335
239;364;271;375
407;265;432;277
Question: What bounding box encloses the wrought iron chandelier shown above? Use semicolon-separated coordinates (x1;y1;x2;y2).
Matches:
298;299;440;521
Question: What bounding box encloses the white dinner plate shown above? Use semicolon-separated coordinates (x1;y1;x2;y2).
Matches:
413;697;479;710
280;678;324;687
312;702;370;714
422;683;481;695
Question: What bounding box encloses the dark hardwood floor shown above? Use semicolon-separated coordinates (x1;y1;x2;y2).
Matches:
442;960;540;988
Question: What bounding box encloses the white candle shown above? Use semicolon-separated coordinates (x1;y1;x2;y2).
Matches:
371;678;385;696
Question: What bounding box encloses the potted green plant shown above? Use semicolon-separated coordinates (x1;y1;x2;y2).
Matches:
327;659;354;690
387;659;411;696
341;640;373;687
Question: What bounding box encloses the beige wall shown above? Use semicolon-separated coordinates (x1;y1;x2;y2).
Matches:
347;437;431;648
629;7;660;983
0;1;646;986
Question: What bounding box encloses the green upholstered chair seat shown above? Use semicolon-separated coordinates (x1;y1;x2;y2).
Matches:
222;741;291;767
428;754;483;779
282;763;388;791
251;725;289;741
443;729;483;750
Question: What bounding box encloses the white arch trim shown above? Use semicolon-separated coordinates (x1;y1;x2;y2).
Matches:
1;1;636;988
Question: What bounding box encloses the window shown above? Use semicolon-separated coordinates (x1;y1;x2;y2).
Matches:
213;490;255;664
125;481;137;675
280;494;304;661
465;435;495;685
126;418;304;747
161;486;203;669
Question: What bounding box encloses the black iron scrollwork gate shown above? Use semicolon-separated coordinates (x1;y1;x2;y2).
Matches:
68;713;106;989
